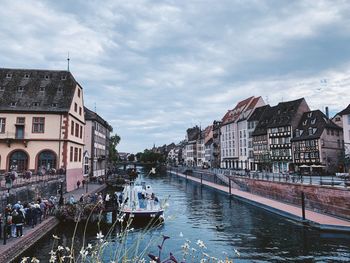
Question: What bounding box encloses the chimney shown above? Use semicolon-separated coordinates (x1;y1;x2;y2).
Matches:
325;106;329;118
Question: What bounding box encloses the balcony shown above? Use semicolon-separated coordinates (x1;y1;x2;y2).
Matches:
0;131;29;147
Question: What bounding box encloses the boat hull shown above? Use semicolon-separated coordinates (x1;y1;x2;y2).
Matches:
120;210;164;224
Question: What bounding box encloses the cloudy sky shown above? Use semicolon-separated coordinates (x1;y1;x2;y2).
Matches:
1;0;350;153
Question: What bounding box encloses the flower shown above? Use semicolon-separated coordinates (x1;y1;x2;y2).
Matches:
79;248;88;258
49;254;57;263
96;231;104;240
30;258;40;263
20;258;29;263
87;243;93;250
52;235;60;240
57;246;64;251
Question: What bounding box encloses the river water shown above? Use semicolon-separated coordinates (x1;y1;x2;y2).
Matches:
19;167;350;262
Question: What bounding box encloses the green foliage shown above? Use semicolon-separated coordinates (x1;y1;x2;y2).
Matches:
109;134;121;164
139;150;166;164
128;154;135;162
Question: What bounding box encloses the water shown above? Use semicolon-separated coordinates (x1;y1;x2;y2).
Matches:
19;167;350;262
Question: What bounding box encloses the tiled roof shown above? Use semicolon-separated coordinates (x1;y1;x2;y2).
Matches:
266;98;305;128
84;107;113;132
248;105;269;122
0;68;77;113
291;110;342;141
336;104;350;116
221;96;255;125
252;105;274;136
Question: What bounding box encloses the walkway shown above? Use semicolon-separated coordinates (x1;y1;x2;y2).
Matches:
0;183;107;263
170;170;350;232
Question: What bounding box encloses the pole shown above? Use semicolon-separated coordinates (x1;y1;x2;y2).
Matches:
229;178;232;195
200;173;202;185
301;192;306;221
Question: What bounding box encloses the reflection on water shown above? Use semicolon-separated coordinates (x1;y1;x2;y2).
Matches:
20;167;350;262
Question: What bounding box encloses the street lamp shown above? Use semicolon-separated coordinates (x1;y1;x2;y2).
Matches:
59;179;64;206
3;176;12;245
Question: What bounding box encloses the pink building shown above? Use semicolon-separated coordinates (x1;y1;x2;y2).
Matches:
0;68;85;191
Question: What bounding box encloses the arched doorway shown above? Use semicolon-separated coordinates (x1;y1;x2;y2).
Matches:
37;150;57;171
9;150;28;172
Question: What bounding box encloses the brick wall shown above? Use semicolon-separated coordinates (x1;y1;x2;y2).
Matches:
231;177;350;220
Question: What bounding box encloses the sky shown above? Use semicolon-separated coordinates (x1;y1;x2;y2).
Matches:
1;0;350;153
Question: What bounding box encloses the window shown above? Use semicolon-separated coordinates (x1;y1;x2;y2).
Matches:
0;86;4;91
80;126;83;138
45;75;50;79
79;148;82;162
16;117;25;124
78;89;81;98
71;120;74;135
32;102;40;107
348;115;350;125
32;117;45;133
0;118;5;133
75;123;79;137
74;147;78;162
6;73;12;78
61;75;67;80
79;107;82;115
10;102;16;107
24;73;30;78
308;127;313;135
18;87;24;92
70;146;73;162
51;103;57;108
39;87;45;92
58;87;63;93
74;103;77;112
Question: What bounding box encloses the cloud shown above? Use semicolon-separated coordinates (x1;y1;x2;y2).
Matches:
1;0;350;152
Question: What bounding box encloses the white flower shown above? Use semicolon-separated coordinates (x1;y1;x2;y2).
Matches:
96;231;104;240
65;247;70;252
20;258;29;263
196;239;207;249
52;235;60;240
49;254;56;263
87;243;93;250
79;248;88;258
30;258;40;263
57;246;64;251
48;250;55;256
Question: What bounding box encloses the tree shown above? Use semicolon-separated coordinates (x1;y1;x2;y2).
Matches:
128;154;135;162
109;134;121;165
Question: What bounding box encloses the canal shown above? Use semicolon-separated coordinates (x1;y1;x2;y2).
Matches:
19;167;350;262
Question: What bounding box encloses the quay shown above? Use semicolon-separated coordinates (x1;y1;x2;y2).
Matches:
0;183;106;263
168;169;350;233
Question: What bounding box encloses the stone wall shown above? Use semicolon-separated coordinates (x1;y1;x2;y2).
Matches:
231;177;350;220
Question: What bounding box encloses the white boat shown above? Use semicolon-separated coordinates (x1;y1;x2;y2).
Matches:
119;181;164;223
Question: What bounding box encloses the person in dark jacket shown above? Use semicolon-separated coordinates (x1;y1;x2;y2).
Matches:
13;209;25;237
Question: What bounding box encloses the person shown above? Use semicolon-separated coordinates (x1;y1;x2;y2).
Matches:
13;209;24;237
69;195;75;204
82;179;85;188
79;194;84;203
77;180;81;189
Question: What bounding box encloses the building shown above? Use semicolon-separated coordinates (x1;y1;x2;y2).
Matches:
211;120;221;168
220;96;264;169
185;126;200;166
267;98;310;173
333;104;350;158
248;105;270;170
0;68;85;191
204;125;213;167
84;107;113;179
292;110;343;174
196;129;206;167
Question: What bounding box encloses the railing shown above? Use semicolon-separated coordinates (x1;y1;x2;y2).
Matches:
168;165;350;188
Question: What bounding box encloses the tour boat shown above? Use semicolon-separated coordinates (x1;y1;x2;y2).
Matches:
118;181;164;224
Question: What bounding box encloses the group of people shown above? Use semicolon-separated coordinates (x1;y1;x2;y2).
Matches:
0;196;57;240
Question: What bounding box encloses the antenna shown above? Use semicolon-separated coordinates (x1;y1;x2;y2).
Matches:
67;52;70;72
94;102;97;112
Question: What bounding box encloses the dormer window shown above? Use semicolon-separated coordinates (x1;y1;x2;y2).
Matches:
308;112;312;118
0;86;4;91
295;129;300;137
51;103;57;107
45;75;50;79
303;120;308;126
6;73;12;78
58;87;63;93
10;102;17;107
311;118;316;125
32;102;40;107
61;75;67;80
18;87;24;92
308;127;313;135
24;74;30;79
39;87;45;92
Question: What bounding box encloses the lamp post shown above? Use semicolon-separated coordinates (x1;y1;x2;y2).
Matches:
59;179;64;206
3;177;12;245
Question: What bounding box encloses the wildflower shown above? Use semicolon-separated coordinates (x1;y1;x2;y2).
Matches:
49;250;55;256
96;231;104;240
31;258;40;263
196;239;207;249
52;235;60;240
57;246;64;251
87;243;93;250
65;247;70;252
49;254;56;263
20;258;29;263
79;248;88;258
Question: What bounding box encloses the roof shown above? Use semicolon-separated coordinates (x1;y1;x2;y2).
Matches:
291;110;342;141
252;105;274;136
266;98;305;128
84;107;113;132
0;68;78;113
248;105;269;122
187;126;200;141
221;96;255;125
335;104;350;116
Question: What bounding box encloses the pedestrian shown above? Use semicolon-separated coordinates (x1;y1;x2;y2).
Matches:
35;204;42;224
79;194;84;203
13;209;24;237
69;195;75;204
82;179;85;188
77;180;81;189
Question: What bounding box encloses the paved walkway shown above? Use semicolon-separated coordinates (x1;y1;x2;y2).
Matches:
0;183;107;263
170;171;350;232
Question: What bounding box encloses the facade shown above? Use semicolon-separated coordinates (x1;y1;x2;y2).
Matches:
333;104;350;159
84;107;113;178
184;126;200;166
0;68;85;191
292;110;343;174
211;120;221;168
220;96;264;169
267;98;310;173
196;130;205;167
248;105;270;171
203;125;213;167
